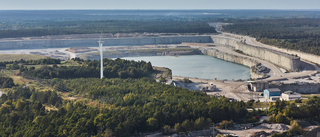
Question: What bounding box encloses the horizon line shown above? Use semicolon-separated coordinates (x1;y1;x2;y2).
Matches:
0;9;320;11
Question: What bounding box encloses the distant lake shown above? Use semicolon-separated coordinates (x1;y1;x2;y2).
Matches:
122;55;250;80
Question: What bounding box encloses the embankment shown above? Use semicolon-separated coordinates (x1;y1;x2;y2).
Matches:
268;46;320;65
200;48;266;79
0;36;213;50
211;35;301;72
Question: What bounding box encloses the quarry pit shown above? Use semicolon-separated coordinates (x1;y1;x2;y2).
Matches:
0;32;320;101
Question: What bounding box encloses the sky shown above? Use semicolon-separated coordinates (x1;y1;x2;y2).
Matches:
0;0;319;10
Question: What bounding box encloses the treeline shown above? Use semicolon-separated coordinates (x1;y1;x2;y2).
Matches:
267;97;320;124
0;20;216;38
3;58;60;65
22;58;153;79
2;58;61;70
2;87;61;107
222;18;320;55
264;98;320;136
48;78;251;135
0;77;15;88
0;78;251;136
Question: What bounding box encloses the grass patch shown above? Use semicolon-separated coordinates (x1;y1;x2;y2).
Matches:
0;54;46;62
302;94;320;98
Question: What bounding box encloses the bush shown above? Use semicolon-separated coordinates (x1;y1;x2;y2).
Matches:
287;120;304;136
182;78;192;83
294;99;302;103
163;125;173;135
0;77;15;88
219;120;233;129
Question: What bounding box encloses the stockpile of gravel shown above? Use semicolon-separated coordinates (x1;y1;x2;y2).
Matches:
252;123;290;131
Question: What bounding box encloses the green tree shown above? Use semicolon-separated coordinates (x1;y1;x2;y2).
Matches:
146;118;159;131
162;125;172;135
287;120;304;136
181;119;194;132
174;123;183;133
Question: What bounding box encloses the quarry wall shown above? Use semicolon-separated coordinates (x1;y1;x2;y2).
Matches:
211;35;301;72
271;84;320;94
200;48;266;79
0;36;213;50
272;47;320;65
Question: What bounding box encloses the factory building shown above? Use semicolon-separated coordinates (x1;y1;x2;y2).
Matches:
281;91;301;101
264;88;281;99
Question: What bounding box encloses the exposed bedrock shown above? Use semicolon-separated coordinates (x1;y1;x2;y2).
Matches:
200;48;267;79
0;36;213;50
211;35;301;72
271;83;320;94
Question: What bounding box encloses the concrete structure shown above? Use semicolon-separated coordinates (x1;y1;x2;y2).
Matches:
264;88;281;99
98;37;104;79
0;36;213;50
211;35;301;72
281;91;301;101
248;81;269;92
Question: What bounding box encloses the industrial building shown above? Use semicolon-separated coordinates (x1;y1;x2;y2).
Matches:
281;91;301;101
248;81;269;92
264;88;281;99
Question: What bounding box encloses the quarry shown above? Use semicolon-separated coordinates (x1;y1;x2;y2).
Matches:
0;32;320;101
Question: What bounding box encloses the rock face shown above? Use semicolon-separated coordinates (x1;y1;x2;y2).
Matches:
0;36;213;50
276;84;320;94
211;35;301;72
200;48;267;79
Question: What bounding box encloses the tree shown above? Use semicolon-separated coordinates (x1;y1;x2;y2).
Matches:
174;123;183;133
181;119;194;132
287;120;304;136
146;118;158;131
194;117;211;130
162;125;173;135
182;78;192;83
220;120;233;129
246;99;255;108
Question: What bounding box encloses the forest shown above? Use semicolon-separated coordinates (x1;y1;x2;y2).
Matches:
0;57;319;136
20;58;153;79
0;57;251;136
3;10;320;39
0;20;216;38
0;78;250;136
222;18;320;55
266;98;320;136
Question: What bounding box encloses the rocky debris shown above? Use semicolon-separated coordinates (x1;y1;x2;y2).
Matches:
252;63;270;74
251;63;270;79
250;131;280;137
169;128;217;137
197;83;216;92
251;123;290;131
303;126;320;137
250;131;268;137
296;120;312;128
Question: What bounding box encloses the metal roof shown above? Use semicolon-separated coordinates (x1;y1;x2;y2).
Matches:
265;88;281;92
